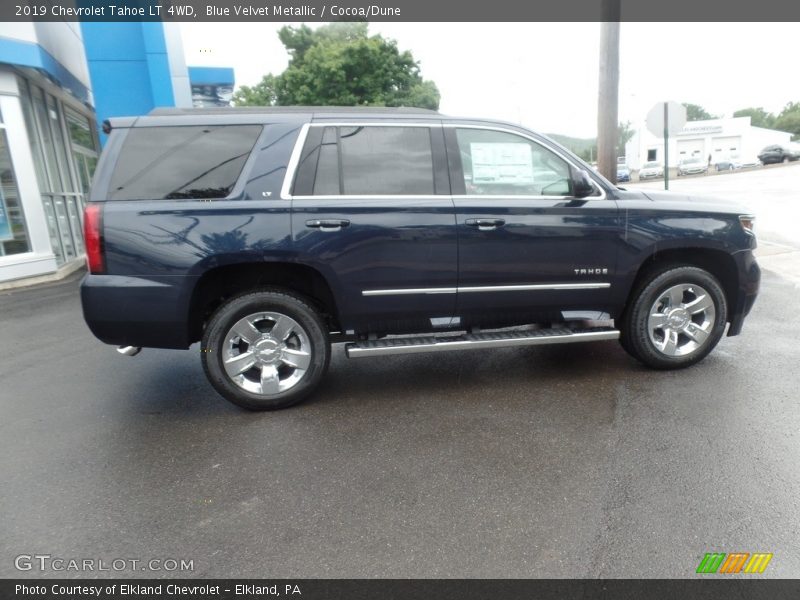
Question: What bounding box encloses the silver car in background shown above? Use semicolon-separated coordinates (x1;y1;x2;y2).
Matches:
638;161;664;180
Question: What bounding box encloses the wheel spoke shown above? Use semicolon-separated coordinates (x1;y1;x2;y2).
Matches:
684;324;710;345
224;351;256;377
230;319;261;344
269;316;294;342
259;365;281;395
282;348;311;370
667;286;685;307
649;313;668;329
661;330;679;355
685;294;714;315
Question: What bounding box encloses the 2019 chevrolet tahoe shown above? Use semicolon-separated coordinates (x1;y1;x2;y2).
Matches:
81;107;760;410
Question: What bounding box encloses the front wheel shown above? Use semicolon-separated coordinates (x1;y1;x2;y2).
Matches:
620;266;728;369
202;289;330;410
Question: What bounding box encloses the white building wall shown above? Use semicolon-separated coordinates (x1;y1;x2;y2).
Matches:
625;116;793;171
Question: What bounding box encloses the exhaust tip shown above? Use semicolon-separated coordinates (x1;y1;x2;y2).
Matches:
117;346;141;357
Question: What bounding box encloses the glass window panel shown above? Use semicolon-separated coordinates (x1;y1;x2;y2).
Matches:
65;110;96;152
31;86;62;193
52;196;76;259
17;77;49;191
41;196;64;265
109;125;262;200
339;126;434;195
47;95;76;193
65;197;84;255
313;127;340;195
0;130;32;256
455;128;572;196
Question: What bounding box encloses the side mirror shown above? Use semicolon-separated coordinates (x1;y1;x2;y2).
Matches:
571;168;596;198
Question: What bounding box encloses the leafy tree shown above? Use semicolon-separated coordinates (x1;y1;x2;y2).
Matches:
233;23;440;110
733;107;776;129
618;121;634;156
232;74;278;106
775;102;800;139
682;103;717;121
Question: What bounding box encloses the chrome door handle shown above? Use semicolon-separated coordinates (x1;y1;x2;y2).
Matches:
305;219;350;231
465;218;505;231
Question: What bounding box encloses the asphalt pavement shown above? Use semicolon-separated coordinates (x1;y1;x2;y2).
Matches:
2;272;799;578
2;168;800;579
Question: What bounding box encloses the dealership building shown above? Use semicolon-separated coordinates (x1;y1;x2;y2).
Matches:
624;116;793;170
0;22;233;286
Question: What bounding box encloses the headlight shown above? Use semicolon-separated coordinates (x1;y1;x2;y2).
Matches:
739;215;755;236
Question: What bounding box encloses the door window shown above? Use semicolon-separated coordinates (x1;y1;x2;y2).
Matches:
455;128;571;196
294;126;435;196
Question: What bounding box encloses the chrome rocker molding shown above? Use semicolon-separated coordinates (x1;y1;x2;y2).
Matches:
361;283;611;296
345;327;620;358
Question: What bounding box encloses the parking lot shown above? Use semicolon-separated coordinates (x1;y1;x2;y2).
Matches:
2;165;799;578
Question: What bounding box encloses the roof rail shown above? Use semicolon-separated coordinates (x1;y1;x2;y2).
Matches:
148;106;441;116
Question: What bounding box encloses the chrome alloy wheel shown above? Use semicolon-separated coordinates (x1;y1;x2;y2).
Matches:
222;312;312;396
647;283;716;357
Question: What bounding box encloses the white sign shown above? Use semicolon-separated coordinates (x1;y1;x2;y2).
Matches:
646;101;687;137
470;142;533;184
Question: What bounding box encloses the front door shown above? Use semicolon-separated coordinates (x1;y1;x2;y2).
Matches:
446;126;622;327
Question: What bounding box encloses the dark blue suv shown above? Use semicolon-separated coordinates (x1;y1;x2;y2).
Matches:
81;107;760;410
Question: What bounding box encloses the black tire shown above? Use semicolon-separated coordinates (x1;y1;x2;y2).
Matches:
201;289;330;410
620;266;728;370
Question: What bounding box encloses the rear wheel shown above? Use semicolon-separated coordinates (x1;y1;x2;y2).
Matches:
783;156;790;163
620;266;728;369
202;289;330;410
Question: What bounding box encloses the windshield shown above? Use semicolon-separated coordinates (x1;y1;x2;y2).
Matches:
643;162;660;168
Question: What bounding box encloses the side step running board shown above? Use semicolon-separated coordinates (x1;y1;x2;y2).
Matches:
345;327;619;358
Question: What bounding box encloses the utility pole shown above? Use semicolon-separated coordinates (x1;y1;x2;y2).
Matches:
597;1;620;184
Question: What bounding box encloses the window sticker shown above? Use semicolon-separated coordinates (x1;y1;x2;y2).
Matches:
470;142;534;184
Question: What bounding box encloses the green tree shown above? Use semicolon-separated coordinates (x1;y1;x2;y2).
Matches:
775;102;800;140
232;74;278;106
682;103;717;121
233;23;440;110
733;107;776;129
618;121;634;156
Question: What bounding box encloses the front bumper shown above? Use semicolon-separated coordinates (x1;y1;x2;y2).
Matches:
727;249;760;336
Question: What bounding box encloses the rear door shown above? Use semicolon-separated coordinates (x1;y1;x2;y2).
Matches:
289;122;457;334
446;125;622;327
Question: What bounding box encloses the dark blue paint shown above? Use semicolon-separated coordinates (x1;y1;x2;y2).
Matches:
81;113;760;350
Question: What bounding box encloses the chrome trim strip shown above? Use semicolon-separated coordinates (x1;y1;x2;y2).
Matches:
280;122;311;200
362;283;610;296
458;283;610;293
362;287;457;296
293;195;443;201
279;121;608;201
345;329;620;358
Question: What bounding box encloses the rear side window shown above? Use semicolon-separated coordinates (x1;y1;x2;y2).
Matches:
293;126;435;196
108;125;261;200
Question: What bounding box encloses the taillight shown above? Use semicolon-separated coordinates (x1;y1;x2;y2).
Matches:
83;203;105;274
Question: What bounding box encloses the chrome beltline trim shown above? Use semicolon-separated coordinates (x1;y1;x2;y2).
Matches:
362;283;610;296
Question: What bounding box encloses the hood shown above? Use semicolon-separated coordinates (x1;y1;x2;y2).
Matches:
639;190;750;215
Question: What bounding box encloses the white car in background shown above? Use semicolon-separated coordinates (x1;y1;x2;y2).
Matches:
638;161;664;180
677;157;708;176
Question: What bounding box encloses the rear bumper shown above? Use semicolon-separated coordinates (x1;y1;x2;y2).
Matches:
727;249;760;336
81;274;193;349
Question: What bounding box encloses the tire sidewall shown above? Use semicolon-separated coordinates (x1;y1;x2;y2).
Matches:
623;266;728;369
202;290;330;410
